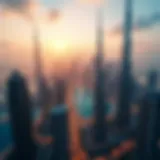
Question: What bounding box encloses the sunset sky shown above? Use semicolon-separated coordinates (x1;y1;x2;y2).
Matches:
0;0;160;92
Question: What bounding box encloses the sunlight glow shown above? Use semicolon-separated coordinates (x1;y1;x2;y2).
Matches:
53;40;69;52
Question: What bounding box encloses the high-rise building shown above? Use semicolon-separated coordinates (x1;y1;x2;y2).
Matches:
32;23;44;108
50;79;71;160
7;71;36;160
136;93;160;159
116;0;133;129
79;7;110;159
93;8;107;143
136;72;160;160
147;70;158;92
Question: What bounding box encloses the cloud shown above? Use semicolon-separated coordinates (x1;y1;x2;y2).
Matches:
0;0;40;17
1;0;30;10
47;9;61;22
111;12;160;35
135;12;160;29
0;0;60;23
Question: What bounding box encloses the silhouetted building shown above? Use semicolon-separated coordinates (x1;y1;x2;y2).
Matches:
93;8;107;143
116;0;133;129
136;73;160;160
147;70;158;92
33;22;44;108
79;8;110;159
39;76;53;115
50;79;71;160
7;71;36;160
136;92;160;159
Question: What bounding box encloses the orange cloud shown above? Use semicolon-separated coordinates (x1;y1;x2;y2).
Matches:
48;9;60;22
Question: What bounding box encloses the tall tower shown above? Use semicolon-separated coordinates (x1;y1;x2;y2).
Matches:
93;7;106;143
32;24;43;107
116;0;133;128
147;70;158;92
50;79;71;160
136;76;160;160
7;71;36;160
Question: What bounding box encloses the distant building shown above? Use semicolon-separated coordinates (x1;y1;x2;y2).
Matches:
0;86;5;105
147;70;158;92
136;92;160;160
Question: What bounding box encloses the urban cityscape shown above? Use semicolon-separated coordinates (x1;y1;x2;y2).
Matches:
0;0;160;160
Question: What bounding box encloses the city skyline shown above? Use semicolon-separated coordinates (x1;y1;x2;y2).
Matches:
0;1;160;159
0;0;160;89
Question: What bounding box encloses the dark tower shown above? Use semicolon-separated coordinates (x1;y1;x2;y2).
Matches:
93;7;106;143
147;70;158;92
79;7;110;159
7;71;36;160
50;79;71;160
117;0;133;128
135;71;159;160
79;5;135;160
32;23;44;107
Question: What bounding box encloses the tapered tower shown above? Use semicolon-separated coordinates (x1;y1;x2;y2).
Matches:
116;0;133;128
93;8;107;143
32;23;44;107
7;71;36;160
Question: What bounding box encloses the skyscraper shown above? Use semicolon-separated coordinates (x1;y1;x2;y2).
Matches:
93;7;107;143
50;79;71;160
32;22;44;107
79;7;109;159
116;0;133;129
136;71;160;160
136;93;160;159
147;70;158;92
7;71;36;160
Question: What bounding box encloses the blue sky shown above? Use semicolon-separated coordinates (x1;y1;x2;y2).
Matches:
39;0;160;25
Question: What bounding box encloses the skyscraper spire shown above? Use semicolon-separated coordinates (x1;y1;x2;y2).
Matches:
96;7;104;60
33;24;42;84
94;7;106;143
124;0;132;63
116;0;133;128
32;23;44;106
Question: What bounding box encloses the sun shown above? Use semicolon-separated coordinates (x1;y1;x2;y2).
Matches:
53;40;69;53
46;36;70;59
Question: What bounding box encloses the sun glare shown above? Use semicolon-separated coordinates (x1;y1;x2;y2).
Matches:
53;40;69;53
